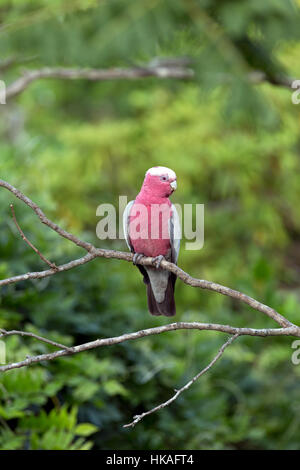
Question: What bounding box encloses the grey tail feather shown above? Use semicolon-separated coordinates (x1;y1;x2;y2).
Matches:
135;264;177;317
146;282;162;316
146;274;176;317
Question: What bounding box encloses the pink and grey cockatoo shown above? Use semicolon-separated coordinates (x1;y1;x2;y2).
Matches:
123;166;180;316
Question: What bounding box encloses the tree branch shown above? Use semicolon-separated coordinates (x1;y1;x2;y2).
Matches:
10;203;58;270
5;62;195;99
3;59;294;101
0;179;94;251
0;328;71;351
0;322;299;374
124;333;240;428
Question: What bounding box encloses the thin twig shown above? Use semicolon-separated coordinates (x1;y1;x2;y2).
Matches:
0;252;96;287
124;334;240;428
10;203;58;270
5;63;194;99
1;180;94;251
0;328;72;351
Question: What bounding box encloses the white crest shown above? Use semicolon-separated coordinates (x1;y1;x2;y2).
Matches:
146;166;176;180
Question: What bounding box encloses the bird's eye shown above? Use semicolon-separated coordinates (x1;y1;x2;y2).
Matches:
160;175;168;182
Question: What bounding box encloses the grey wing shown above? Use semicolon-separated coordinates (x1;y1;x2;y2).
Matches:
123;200;150;288
169;204;181;264
122;200;135;252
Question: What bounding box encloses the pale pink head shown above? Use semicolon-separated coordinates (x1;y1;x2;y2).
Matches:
142;166;177;198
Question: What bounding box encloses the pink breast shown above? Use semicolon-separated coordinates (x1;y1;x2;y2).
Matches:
129;202;171;257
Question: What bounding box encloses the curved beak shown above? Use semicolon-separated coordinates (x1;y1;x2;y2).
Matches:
170;180;177;191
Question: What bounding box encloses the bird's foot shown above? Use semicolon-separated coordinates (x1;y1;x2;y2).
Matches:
152;255;165;269
133;253;145;265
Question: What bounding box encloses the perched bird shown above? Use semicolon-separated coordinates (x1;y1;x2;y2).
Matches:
123;166;180;316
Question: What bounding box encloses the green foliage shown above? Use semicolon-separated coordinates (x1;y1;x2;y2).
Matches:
1;0;300;450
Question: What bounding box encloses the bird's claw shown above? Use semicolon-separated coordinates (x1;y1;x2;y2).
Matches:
133;253;145;265
152;255;164;269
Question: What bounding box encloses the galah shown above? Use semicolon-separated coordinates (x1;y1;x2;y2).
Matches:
123;166;180;316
